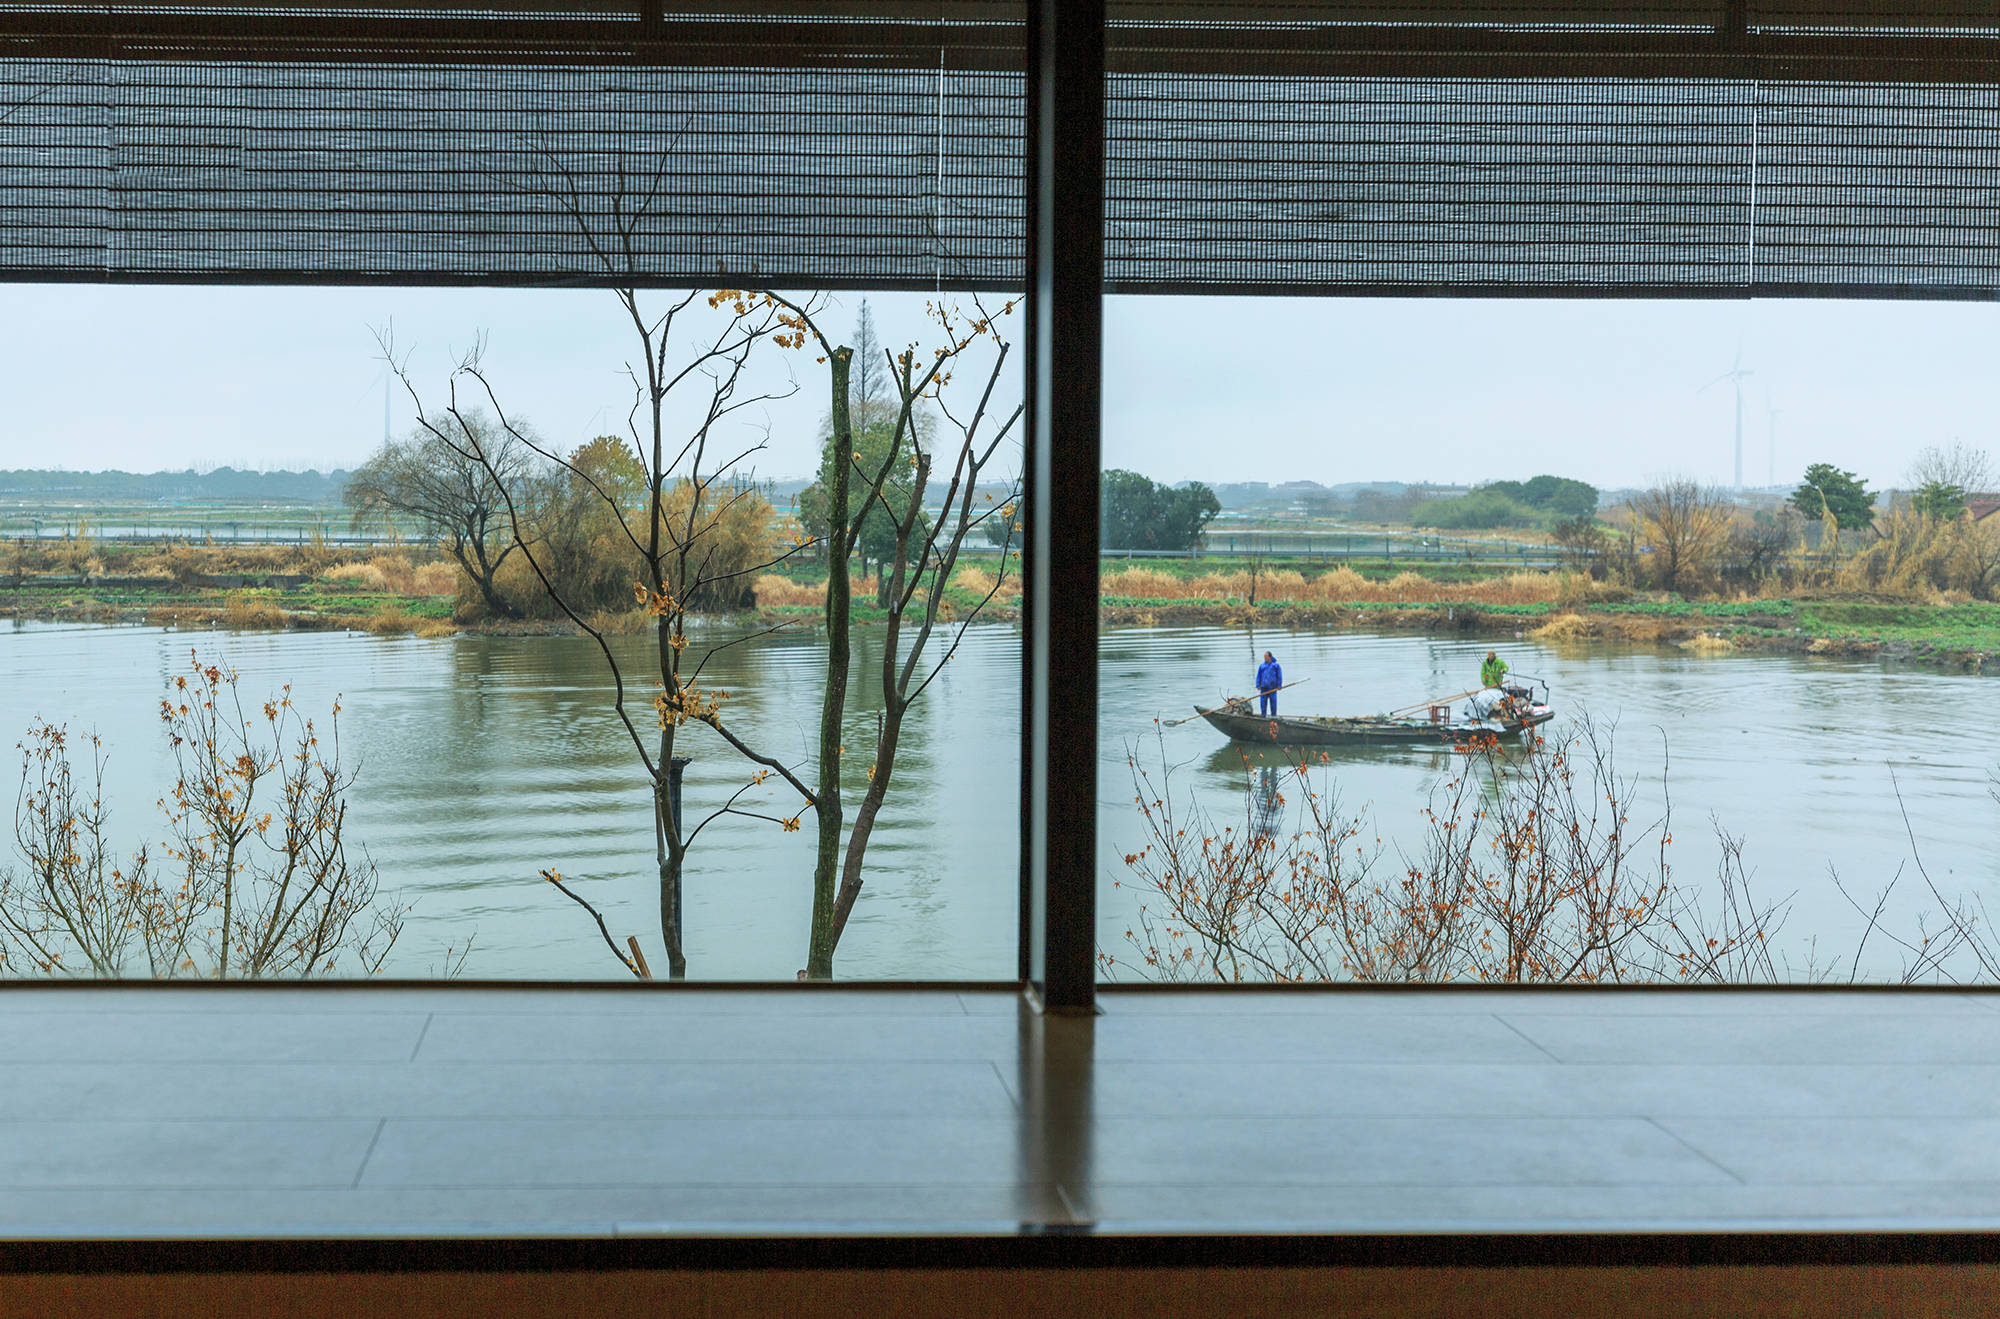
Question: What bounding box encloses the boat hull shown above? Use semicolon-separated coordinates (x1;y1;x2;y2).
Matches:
1198;704;1554;747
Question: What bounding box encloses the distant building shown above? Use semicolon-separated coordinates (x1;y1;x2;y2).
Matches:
1969;494;2000;523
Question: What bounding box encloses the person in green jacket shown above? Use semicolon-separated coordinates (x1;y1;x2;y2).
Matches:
1480;650;1508;690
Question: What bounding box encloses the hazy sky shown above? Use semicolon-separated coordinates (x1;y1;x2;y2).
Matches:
2;283;1995;492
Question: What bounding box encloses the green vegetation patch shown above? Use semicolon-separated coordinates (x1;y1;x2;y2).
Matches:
1800;602;2000;647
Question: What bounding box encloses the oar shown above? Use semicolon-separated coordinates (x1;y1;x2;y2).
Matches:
1165;679;1309;727
1382;688;1479;718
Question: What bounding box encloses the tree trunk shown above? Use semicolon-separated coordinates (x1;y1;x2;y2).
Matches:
458;543;519;620
831;449;930;951
655;728;687;979
831;696;903;950
473;570;516;619
806;347;854;980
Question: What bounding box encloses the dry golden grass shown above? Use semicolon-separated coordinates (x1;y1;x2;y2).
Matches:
754;574;822;607
1100;566;1185;598
1314;566;1371;599
410;561;459;596
585;607;652;635
220;596;288;630
1601;617;1676;645
145;605;213;629
1259;568;1307;597
1679;632;1736;654
1098;564;1567;606
371;552;416;593
951;565;1022;600
324;562;387;590
359;606;421;636
1529;613;1594;643
356;606;452;639
1556;572;1630;606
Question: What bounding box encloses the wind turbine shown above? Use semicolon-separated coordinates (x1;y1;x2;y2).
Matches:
1765;388;1780;490
1701;350;1754;489
381;314;394;447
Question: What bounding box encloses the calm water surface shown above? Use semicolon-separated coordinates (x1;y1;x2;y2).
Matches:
3;620;1994;980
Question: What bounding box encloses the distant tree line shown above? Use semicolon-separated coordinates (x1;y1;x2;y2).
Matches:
0;468;351;502
1412;474;1598;530
1608;443;2000;599
1101;469;1221;551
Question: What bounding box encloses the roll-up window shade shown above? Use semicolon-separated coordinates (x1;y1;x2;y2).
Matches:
3;2;1998;295
0;3;1028;288
1108;1;1724;29
1750;2;2000;35
1104;2;2000;296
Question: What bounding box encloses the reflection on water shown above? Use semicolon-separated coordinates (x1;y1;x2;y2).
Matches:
1250;765;1283;843
4;619;1997;981
1100;627;2000;979
0;620;1020;980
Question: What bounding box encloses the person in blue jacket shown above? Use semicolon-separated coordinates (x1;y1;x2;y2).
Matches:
1255;651;1282;716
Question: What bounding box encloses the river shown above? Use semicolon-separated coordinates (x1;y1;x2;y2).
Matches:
2;619;1994;981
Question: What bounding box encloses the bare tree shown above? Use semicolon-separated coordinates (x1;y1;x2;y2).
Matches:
0;652;405;978
344;414;539;619
386;292;819;980
1908;441;1995;495
1106;721;1788;986
822;299;1024;963
763;295;1021;978
384;129;833;979
1629;477;1732;595
1549;514;1609;577
1725;505;1798;587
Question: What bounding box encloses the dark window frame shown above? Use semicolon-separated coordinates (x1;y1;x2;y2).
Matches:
6;2;1998;1005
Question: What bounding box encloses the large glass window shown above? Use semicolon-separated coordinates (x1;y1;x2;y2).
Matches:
1097;293;2000;984
0;5;1026;982
1090;10;2000;985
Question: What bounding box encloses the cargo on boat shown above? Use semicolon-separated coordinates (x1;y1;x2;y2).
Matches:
1197;680;1554;747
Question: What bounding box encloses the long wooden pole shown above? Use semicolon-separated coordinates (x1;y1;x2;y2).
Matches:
1383;688;1479;717
1165;678;1309;727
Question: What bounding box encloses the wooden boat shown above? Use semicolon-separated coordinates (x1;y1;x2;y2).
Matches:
1197;682;1554;747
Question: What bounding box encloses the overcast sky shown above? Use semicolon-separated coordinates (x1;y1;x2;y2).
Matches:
2;283;1994;492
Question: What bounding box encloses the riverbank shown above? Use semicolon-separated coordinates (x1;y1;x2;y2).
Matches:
1093;596;2000;670
0;577;458;637
6;559;1996;673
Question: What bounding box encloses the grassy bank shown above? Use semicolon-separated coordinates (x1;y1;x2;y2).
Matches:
1090;594;2000;671
6;542;1996;671
0;542;460;637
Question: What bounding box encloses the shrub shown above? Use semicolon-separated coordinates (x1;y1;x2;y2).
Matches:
949;565;1021;601
220;596;288;630
754;574;822;608
410;561;459;595
371;552;416;594
1530;613;1592;643
0;654;406;978
324;562;387;591
1100;567;1184;599
1107;721;1783;984
1312;567;1371;600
